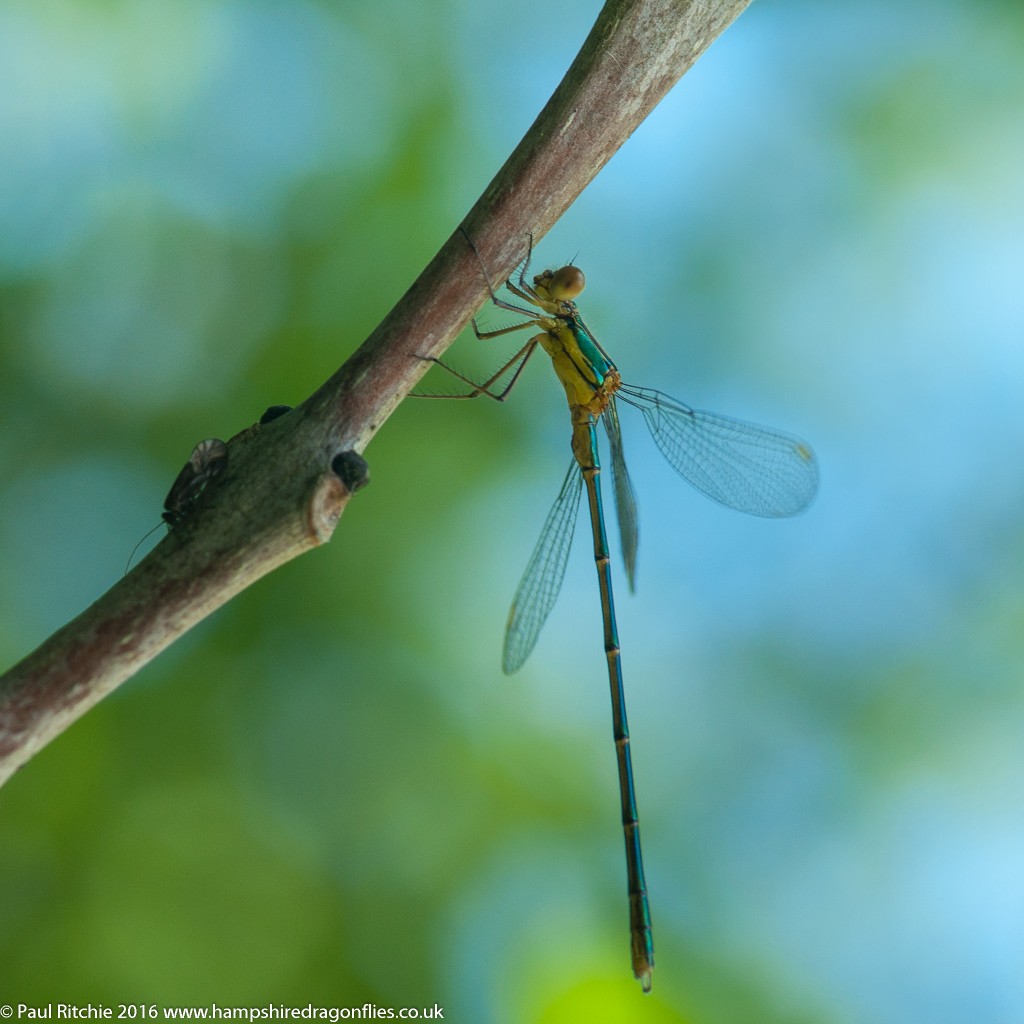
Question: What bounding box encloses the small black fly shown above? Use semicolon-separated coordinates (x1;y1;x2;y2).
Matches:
259;404;293;425
124;438;228;574
162;438;229;525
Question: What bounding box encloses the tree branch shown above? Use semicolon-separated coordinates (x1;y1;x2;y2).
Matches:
0;0;752;786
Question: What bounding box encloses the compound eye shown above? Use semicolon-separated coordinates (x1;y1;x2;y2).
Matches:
548;265;585;300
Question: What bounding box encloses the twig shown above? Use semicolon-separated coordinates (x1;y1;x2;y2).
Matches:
0;0;752;786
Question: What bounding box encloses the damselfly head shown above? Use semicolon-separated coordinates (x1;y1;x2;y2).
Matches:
534;265;585;303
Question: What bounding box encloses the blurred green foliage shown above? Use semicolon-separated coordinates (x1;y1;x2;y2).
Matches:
2;1;1024;1021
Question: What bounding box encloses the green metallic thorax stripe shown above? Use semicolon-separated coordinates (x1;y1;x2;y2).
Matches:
567;313;615;384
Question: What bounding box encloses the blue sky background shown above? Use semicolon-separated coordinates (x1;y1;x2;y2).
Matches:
1;1;1023;1021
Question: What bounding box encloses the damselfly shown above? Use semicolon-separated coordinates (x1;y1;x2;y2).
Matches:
425;236;818;990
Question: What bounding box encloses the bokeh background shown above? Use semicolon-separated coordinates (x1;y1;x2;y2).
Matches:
2;0;1023;1021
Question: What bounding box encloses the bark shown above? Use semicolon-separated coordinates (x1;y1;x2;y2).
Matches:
0;0;752;786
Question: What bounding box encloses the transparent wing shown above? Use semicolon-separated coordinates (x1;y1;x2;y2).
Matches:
617;384;819;517
602;397;639;591
502;461;582;674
